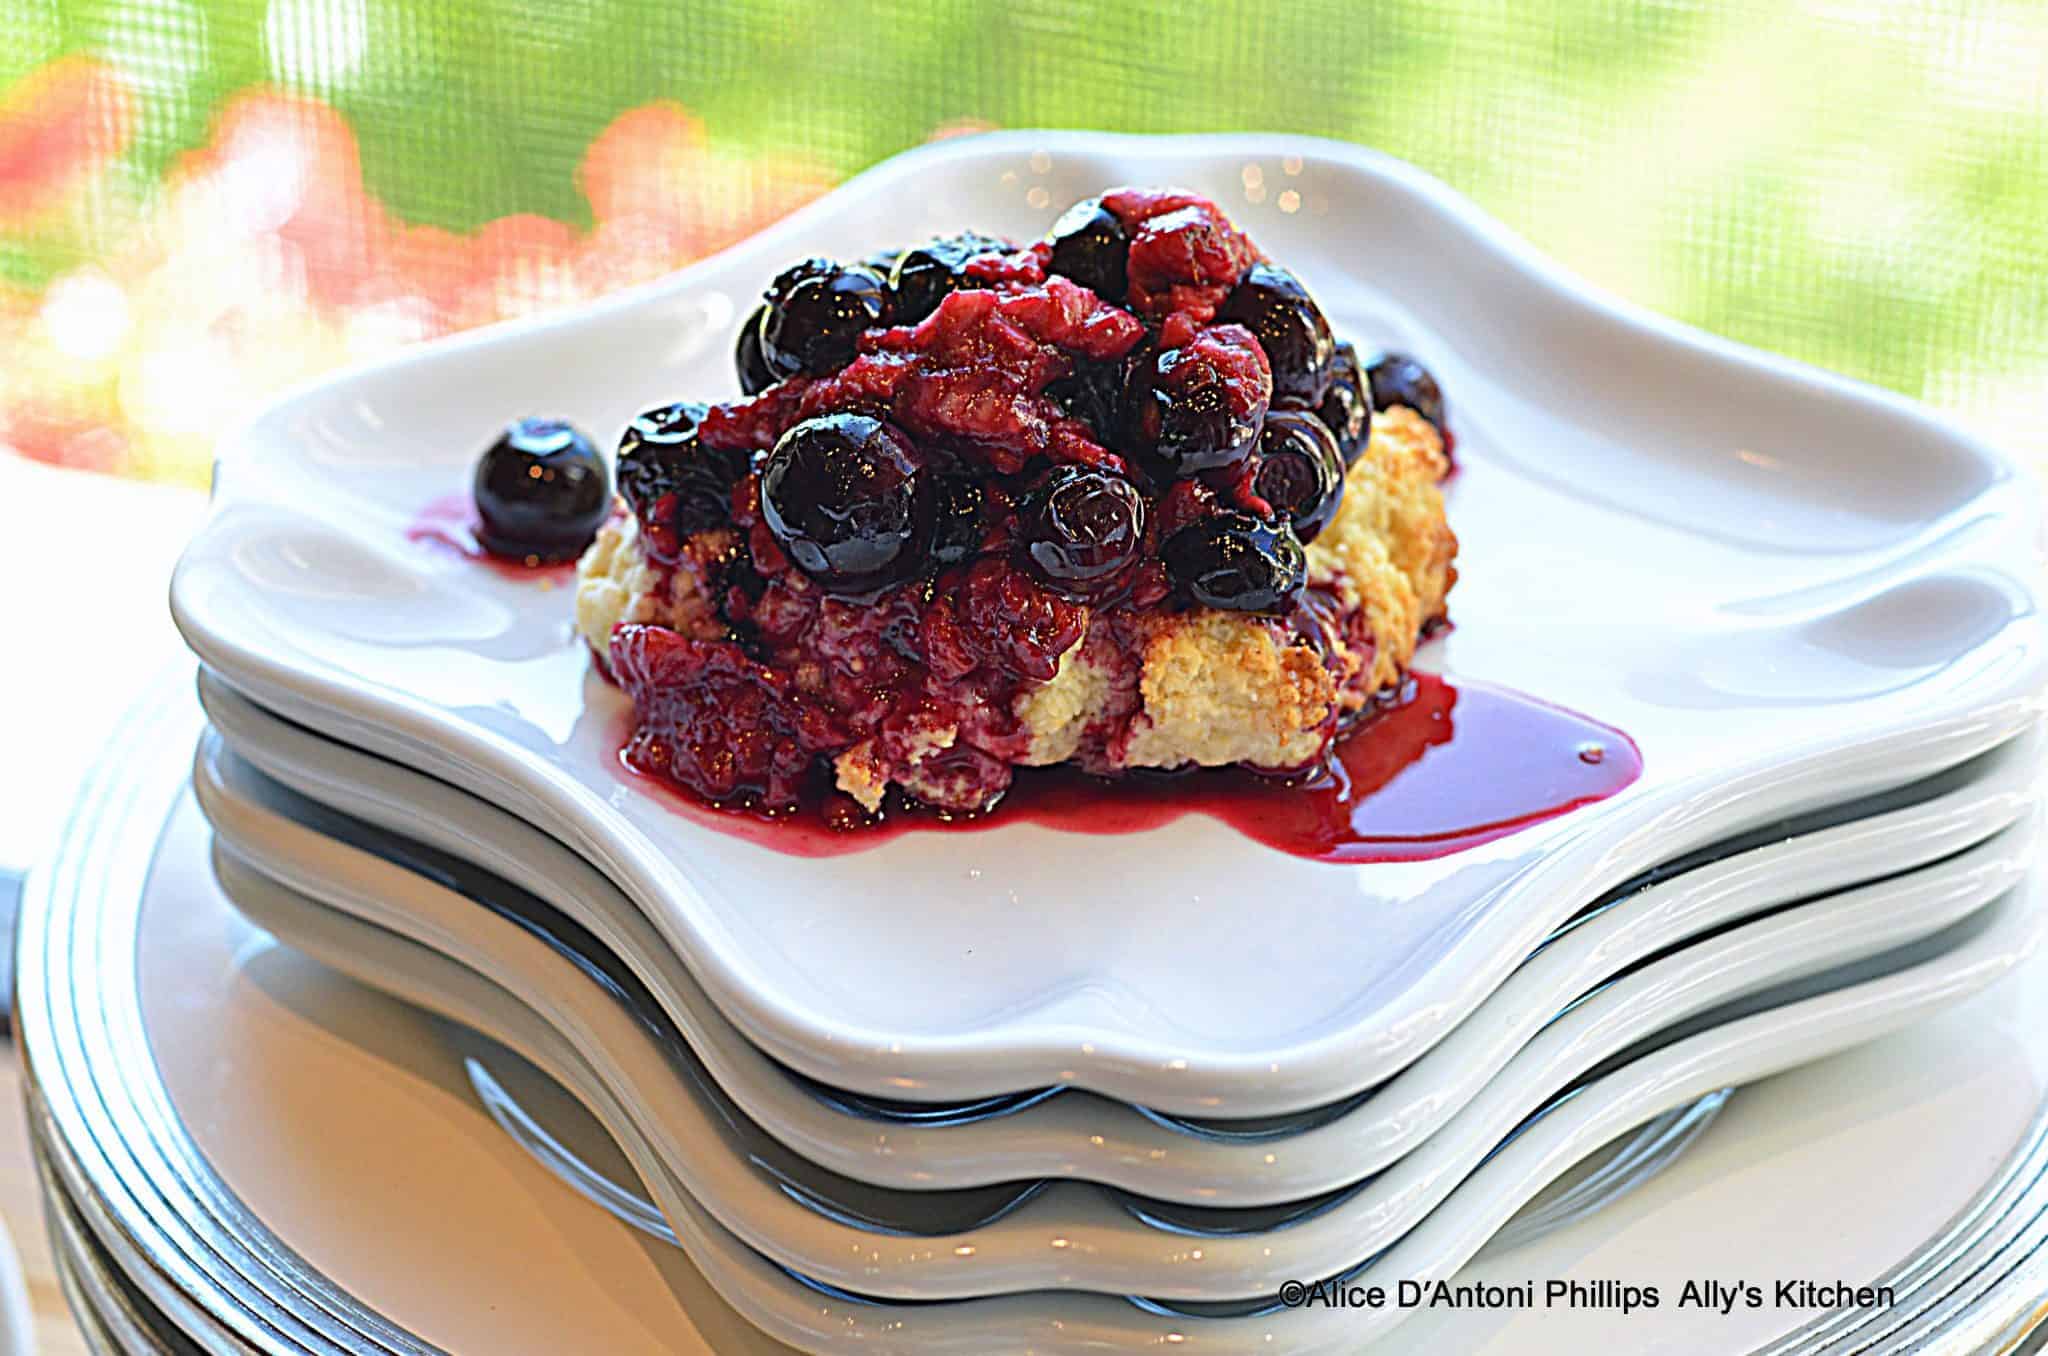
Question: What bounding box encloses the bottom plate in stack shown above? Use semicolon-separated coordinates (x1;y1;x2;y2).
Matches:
21;679;2048;1354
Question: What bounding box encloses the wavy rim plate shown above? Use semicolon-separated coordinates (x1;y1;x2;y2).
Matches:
21;677;2048;1354
196;670;2042;1207
168;129;2048;1114
219;843;2043;1345
199;740;2035;1302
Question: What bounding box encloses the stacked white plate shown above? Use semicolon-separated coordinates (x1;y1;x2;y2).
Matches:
149;133;2048;1352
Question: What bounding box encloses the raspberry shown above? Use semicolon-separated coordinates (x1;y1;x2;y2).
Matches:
1102;189;1259;324
610;624;845;807
922;557;1087;683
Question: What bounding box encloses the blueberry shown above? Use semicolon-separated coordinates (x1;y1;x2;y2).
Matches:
1363;350;1446;431
887;231;1006;325
1162;511;1306;615
929;474;985;568
472;418;608;562
760;414;932;596
1017;465;1145;600
616;402;750;540
1297;340;1371;464
734;304;775;394
1254;410;1345;543
1123;337;1268;480
1217;263;1334;404
1043;354;1125;443
1044;197;1128;301
759;260;891;380
860;246;904;276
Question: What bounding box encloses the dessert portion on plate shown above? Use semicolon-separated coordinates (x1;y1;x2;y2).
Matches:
562;189;1458;820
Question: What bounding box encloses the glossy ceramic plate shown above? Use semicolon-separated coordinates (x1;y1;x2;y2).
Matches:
23;678;2048;1354
216;846;2043;1345
168;130;2048;1115
198;731;2036;1302
196;671;2043;1206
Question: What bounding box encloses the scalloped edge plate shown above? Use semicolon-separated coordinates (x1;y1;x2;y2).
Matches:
170;130;2048;1114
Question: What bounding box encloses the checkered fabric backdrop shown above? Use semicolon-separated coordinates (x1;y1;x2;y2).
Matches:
1;0;2043;483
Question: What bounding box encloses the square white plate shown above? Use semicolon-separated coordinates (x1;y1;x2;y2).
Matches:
170;131;2047;1115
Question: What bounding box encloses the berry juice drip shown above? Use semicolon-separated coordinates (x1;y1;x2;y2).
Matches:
619;674;1642;863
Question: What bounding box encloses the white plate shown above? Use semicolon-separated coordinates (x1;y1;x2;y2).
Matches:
216;842;2044;1346
25;679;2048;1355
197;671;2044;1204
198;730;2037;1302
168;130;2048;1115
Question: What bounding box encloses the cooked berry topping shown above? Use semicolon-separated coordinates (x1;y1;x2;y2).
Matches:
472;417;607;562
922;556;1086;684
583;188;1465;828
1123;325;1272;479
1253;410;1346;544
1018;465;1145;600
735;304;776;394
1364;350;1446;431
887;231;1007;325
616;401;753;557
1300;340;1371;464
802;279;1145;476
759;260;891;380
760;413;932;596
1162;510;1306;614
1045;197;1129;301
1218;263;1334;404
929;474;986;568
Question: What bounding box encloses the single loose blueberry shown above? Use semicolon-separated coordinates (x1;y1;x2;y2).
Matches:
472;417;608;562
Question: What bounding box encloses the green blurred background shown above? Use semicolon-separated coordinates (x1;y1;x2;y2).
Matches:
2;0;2044;483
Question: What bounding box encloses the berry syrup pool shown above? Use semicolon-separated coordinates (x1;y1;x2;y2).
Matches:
619;673;1643;862
407;492;580;582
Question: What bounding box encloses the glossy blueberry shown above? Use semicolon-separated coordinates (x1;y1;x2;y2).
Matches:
1217;263;1334;404
1161;511;1306;614
759;260;891;380
1363;350;1446;431
929;474;986;568
472;418;608;562
734;304;776;394
616;401;751;539
1299;340;1371;464
1044;354;1125;443
760;414;931;596
1253;410;1345;543
1017;465;1145;600
1044;197;1128;301
886;231;1006;325
1123;340;1268;480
